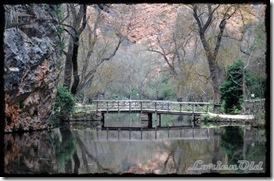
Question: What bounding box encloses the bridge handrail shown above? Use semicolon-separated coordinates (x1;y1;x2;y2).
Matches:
90;100;212;105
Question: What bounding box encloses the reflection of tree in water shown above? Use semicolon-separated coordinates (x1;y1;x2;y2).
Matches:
55;123;112;174
162;140;216;174
220;126;243;165
127;140;215;174
73;132;113;173
54;123;80;173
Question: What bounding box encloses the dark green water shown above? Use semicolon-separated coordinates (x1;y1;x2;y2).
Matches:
4;114;266;175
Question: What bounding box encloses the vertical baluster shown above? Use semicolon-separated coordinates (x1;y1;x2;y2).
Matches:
129;128;131;140
107;101;109;114
168;126;170;138
96;101;98;112
118;101;120;113
180;103;182;112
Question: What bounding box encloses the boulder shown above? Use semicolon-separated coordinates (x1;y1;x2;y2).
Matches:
4;5;61;132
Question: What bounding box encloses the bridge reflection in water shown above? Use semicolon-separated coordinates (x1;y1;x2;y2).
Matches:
72;127;212;141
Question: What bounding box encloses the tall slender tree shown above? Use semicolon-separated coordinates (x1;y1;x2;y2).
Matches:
192;4;238;103
63;4;87;95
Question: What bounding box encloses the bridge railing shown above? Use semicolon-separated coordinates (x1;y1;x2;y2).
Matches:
89;100;212;113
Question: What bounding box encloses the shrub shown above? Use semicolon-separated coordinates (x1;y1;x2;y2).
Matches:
245;71;266;98
53;86;75;120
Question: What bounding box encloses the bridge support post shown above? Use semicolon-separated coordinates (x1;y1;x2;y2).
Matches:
101;113;105;128
192;105;195;128
118;128;120;140
158;114;161;128
148;113;153;128
141;128;143;140
155;127;157;139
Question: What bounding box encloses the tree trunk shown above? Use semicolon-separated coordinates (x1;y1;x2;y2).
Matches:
198;32;223;103
192;5;231;104
63;5;87;93
208;58;222;103
71;36;80;95
63;37;74;89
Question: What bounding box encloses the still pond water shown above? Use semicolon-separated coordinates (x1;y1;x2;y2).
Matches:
4;114;266;175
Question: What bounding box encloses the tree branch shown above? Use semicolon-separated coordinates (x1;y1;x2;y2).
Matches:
78;5;87;33
101;37;122;61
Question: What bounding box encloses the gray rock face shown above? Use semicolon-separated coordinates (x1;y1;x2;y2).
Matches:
4;4;61;132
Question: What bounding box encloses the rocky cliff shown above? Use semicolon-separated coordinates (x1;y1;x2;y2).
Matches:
4;4;61;132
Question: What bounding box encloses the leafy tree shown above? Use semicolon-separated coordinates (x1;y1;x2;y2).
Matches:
220;59;244;113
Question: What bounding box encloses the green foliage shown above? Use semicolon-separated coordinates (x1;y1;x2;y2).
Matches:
54;86;75;120
245;71;265;98
220;126;243;165
220;59;244;114
149;74;177;100
162;83;177;100
130;88;140;99
159;114;176;127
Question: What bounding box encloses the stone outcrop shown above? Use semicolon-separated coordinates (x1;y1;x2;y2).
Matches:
4;4;61;132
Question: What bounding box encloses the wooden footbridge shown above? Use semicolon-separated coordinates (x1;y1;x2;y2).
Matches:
92;100;211;115
71;100;255;129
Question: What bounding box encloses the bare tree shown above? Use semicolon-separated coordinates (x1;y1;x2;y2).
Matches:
192;4;238;103
147;24;196;100
75;5;136;100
